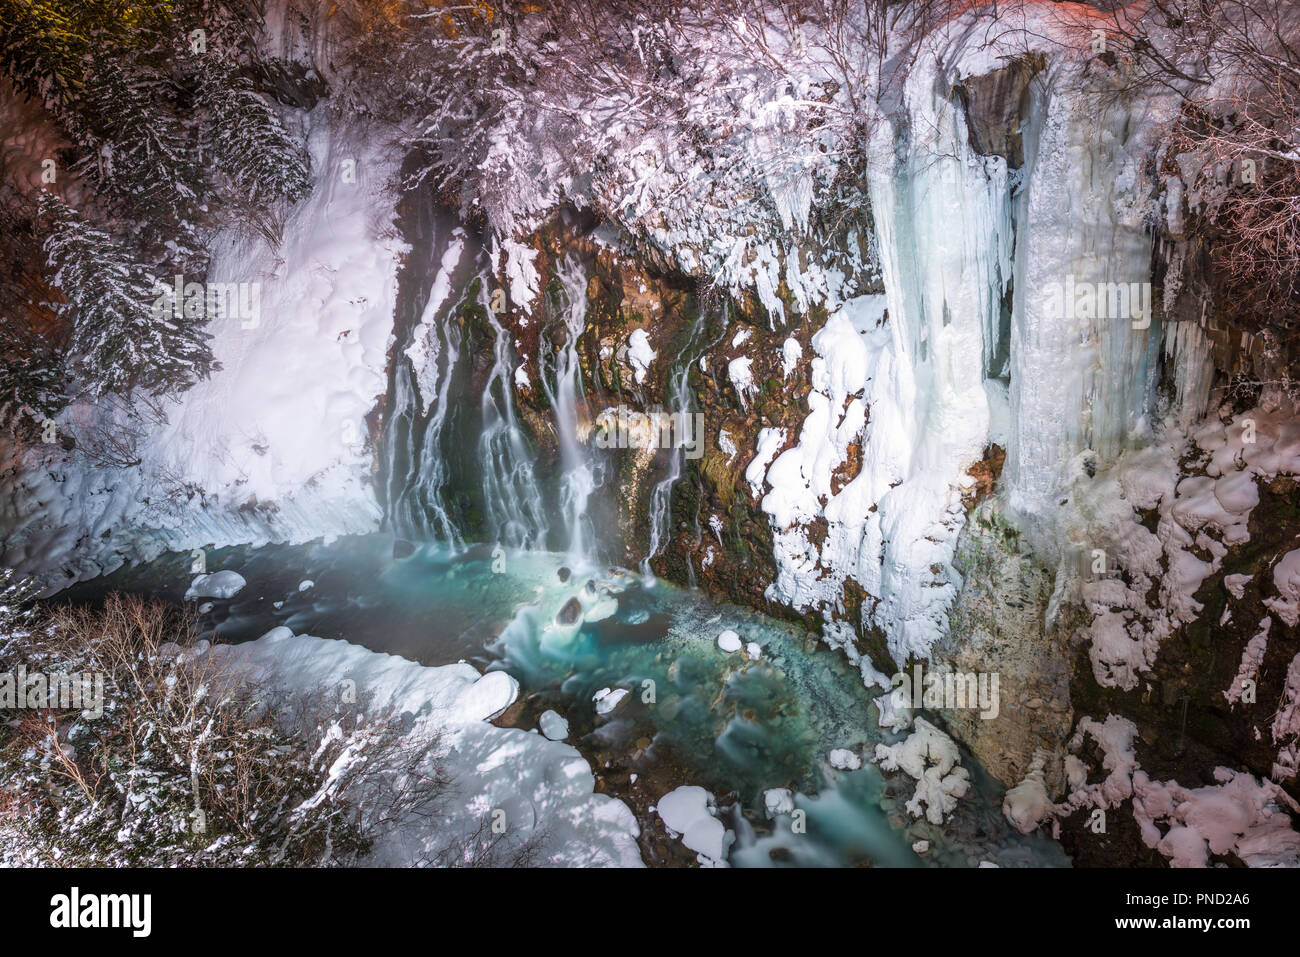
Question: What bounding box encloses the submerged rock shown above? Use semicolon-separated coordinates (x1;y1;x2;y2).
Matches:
556;596;583;626
392;539;415;559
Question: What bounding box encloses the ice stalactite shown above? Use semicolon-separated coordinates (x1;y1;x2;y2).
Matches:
854;75;1014;665
756;68;1012;669
1004;78;1171;546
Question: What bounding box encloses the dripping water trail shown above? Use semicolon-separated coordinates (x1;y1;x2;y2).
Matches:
642;298;729;583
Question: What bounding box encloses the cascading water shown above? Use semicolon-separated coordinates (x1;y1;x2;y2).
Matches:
383;193;548;552
641;302;723;582
385;228;470;548
478;291;550;551
539;257;603;563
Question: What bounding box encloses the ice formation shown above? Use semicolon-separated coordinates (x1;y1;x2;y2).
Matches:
874;718;971;825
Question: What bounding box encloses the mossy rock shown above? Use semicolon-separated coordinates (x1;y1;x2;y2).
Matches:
700;450;737;508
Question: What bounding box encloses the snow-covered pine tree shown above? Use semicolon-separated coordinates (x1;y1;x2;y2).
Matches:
0;338;64;439
39;192;215;398
77;56;204;240
0;203;66;440
194;58;311;207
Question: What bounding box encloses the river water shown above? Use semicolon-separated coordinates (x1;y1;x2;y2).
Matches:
58;533;1068;868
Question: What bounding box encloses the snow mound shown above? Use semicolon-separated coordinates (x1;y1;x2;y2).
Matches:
655;785;730;863
874;718;970;825
184;570;247;600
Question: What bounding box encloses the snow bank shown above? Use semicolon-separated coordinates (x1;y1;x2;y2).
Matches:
2;109;404;584
216;628;642;867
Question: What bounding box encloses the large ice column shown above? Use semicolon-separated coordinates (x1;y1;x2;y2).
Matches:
759;77;1012;669
1005;79;1167;539
856;84;1011;664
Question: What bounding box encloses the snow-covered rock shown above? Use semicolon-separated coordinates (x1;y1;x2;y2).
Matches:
655;786;730;863
875;718;970;824
762;788;794;818
828;748;861;771
1003;752;1057;835
627;329;656;384
184;570;247;600
592;687;628;715
539;709;570;741
452;670;519;723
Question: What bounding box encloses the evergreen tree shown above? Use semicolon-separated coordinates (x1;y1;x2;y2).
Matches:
39;193;215;398
0;334;64;439
77;56;205;236
0;203;67;439
194;59;311;206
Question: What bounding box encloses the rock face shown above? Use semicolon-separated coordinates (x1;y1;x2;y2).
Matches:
956;55;1044;167
932;501;1072;795
556;596;583;627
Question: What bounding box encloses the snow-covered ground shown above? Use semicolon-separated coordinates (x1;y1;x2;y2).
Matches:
218;626;643;867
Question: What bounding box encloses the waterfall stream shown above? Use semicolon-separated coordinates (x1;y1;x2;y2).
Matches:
478;295;550;550
540;257;604;564
641;301;724;582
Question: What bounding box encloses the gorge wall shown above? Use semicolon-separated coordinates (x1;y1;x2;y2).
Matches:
2;0;1298;866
